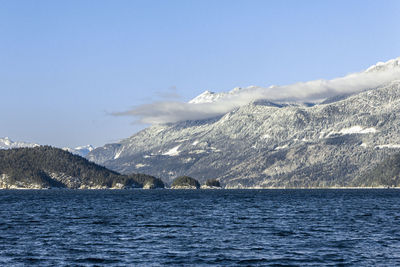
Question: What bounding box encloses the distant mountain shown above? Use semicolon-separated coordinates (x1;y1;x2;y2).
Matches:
0;137;39;149
87;57;400;188
0;137;94;157
63;145;95;157
0;146;164;189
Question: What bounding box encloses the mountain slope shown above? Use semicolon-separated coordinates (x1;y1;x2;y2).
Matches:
354;152;400;187
0;146;164;189
87;58;400;188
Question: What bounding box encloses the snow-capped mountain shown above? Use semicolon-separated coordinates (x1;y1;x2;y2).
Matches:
128;57;400;125
0;137;39;149
188;58;400;106
87;57;400;188
188;87;255;104
63;145;95;157
365;57;400;73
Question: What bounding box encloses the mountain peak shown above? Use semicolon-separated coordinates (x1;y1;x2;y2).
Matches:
365;57;400;73
188;90;217;104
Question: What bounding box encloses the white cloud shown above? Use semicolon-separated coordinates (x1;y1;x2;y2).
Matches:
114;58;400;124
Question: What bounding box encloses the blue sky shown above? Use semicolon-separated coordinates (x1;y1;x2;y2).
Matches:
1;0;399;147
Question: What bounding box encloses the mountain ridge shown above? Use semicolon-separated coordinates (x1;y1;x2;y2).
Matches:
188;57;400;106
0;137;95;157
87;79;400;187
0;137;39;150
87;56;400;188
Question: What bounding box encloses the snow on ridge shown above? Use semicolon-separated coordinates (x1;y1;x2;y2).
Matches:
189;91;217;104
162;145;181;156
365;57;400;73
189;86;256;104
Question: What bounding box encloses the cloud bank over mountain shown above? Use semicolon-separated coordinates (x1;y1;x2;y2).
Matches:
115;57;400;124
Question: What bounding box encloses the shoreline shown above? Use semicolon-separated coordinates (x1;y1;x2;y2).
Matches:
1;187;399;190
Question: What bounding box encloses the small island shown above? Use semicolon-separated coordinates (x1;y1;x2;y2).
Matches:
170;176;200;189
201;178;222;189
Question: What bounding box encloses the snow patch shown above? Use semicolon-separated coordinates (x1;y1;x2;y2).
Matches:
192;140;199;146
114;151;121;159
135;163;148;168
275;144;288;150
162;145;181;156
324;126;377;138
339;126;377;135
182;158;194;163
189;149;207;154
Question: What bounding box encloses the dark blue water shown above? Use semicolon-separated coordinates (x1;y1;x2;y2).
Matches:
1;189;400;266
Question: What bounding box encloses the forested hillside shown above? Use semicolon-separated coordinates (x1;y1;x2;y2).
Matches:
0;146;164;189
355;153;400;187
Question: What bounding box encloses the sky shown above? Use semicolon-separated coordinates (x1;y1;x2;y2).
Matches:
1;0;399;148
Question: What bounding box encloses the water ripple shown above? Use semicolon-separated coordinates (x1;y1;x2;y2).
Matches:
1;189;400;265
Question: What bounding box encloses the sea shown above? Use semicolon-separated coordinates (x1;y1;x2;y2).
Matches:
1;189;400;266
